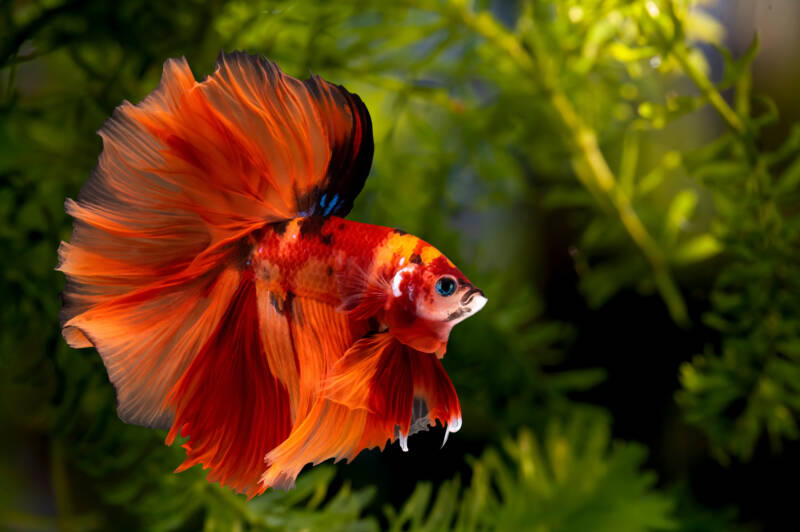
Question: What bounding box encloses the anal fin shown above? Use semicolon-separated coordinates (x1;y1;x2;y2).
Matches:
262;333;462;488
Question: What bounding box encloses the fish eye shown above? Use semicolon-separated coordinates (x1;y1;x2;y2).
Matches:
435;276;457;297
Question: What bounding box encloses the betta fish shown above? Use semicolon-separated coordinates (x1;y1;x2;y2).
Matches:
58;51;487;497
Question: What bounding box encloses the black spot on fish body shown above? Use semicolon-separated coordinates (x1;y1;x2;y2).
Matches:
299;216;326;239
250;226;267;241
338;223;345;230
232;238;253;270
321;233;333;246
272;220;289;235
392;228;408;235
410;253;422;264
327;266;333;276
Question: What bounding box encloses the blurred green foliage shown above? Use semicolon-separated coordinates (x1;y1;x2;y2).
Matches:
2;0;798;530
388;410;675;532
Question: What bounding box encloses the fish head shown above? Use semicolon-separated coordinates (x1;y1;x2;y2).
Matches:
385;243;486;355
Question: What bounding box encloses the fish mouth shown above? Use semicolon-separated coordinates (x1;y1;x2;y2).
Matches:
460;288;484;305
445;290;487;322
469;293;488;313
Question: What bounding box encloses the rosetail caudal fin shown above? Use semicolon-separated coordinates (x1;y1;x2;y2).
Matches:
58;51;374;493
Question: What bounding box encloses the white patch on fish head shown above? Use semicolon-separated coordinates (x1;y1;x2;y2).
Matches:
391;266;416;298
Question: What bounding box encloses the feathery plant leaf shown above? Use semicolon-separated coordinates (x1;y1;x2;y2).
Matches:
387;409;675;532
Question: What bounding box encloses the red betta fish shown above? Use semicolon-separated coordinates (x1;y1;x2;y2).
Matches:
58;51;487;497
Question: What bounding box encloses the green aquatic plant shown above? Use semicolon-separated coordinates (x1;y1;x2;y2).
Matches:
387;410;674;532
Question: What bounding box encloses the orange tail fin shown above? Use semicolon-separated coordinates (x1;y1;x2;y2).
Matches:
58;52;373;491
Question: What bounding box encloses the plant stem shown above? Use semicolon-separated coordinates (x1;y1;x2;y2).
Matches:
669;43;746;135
552;94;688;325
449;1;689;325
658;1;750;141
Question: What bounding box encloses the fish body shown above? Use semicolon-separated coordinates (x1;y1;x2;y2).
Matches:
58;52;485;497
251;216;483;354
250;216;393;308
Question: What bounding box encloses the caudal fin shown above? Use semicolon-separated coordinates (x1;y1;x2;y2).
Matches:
58;52;373;489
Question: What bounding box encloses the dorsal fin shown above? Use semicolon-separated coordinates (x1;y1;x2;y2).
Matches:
207;51;374;218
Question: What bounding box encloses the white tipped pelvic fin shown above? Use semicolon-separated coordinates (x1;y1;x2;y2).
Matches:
399;433;409;452
441;416;462;449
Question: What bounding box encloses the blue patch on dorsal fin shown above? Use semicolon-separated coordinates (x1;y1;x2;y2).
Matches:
307;192;341;217
323;194;339;216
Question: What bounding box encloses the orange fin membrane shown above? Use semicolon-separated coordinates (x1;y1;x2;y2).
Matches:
336;261;391;320
59;51;374;492
260;333;461;489
166;274;292;497
408;350;462;448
